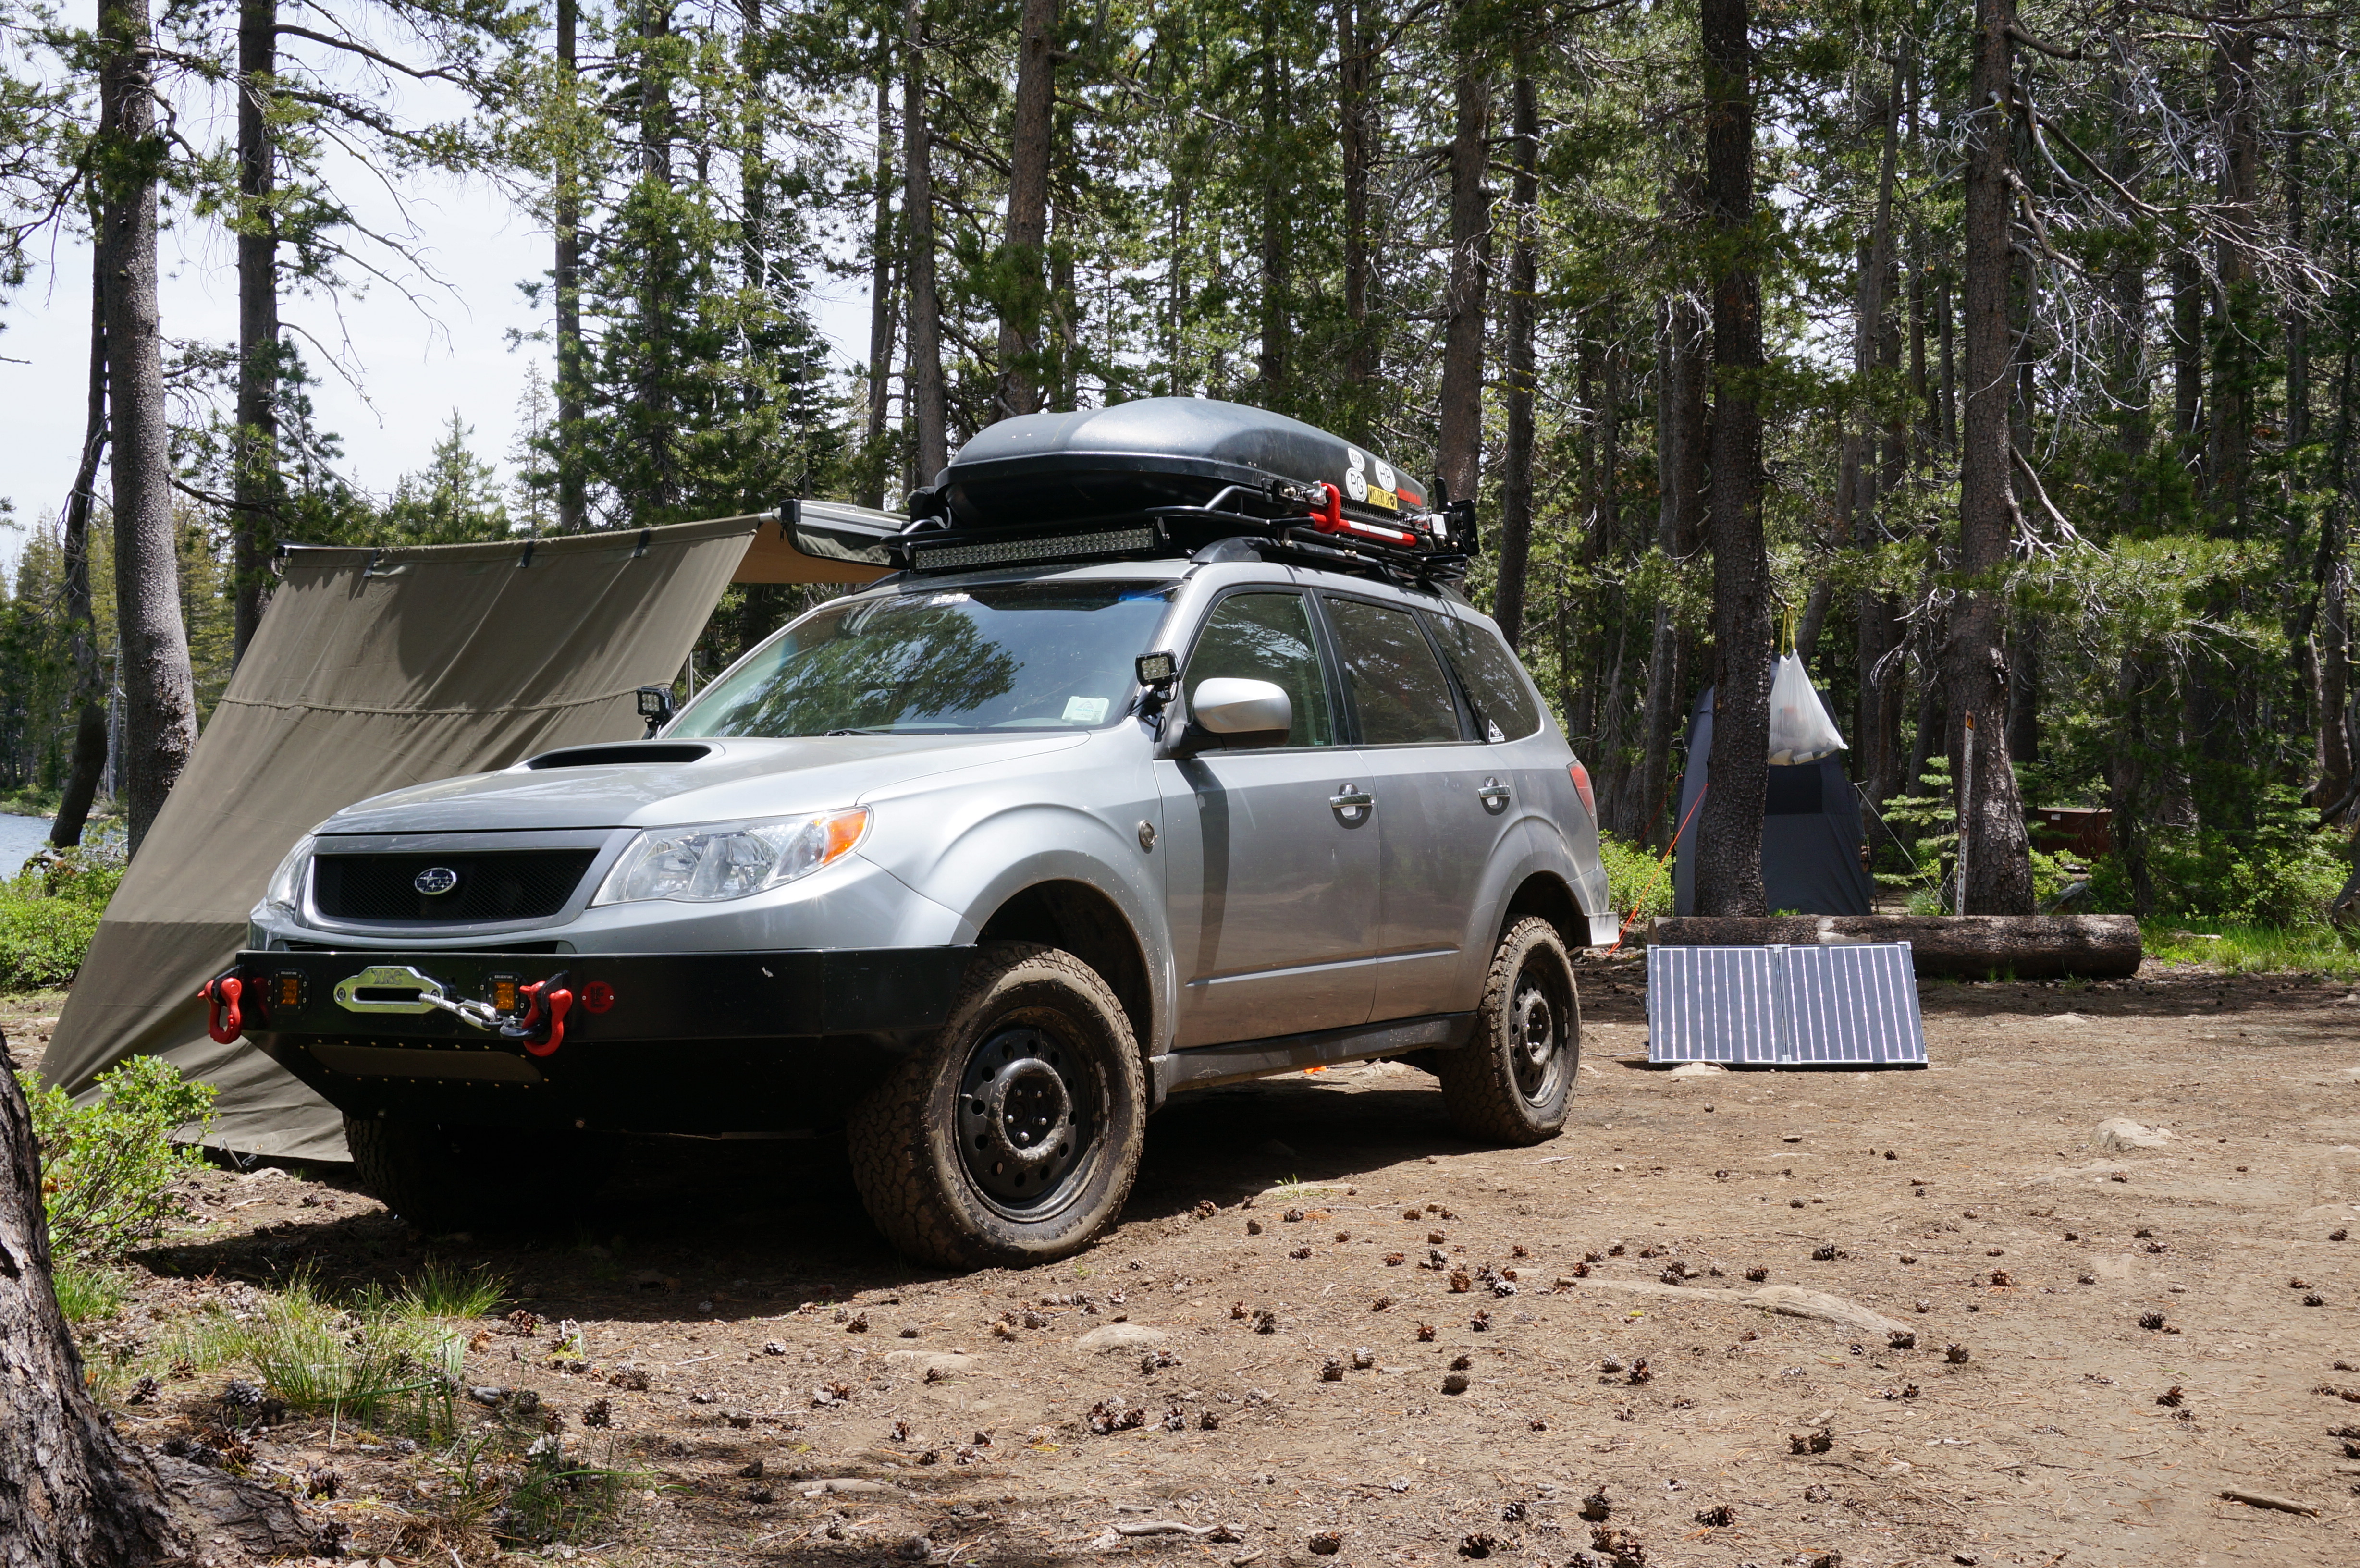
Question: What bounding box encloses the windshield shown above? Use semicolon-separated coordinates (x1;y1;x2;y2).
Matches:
672;582;1177;737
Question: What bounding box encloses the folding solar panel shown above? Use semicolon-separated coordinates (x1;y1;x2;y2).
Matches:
1645;943;1927;1067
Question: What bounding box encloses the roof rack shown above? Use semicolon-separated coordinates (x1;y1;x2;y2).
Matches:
892;492;1477;588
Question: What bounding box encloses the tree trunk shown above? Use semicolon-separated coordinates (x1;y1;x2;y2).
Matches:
995;0;1057;416
554;0;586;532
1166;178;1190;397
2206;0;2257;530
1493;62;1539;651
231;0;278;663
860;44;897;508
1904;605;1943;796
101;0;197;856
903;0;946;484
1693;0;1770;918
738;0;769;299
1254;3;1288;401
52;208;111;852
1435;12;1490;508
1802;78;1897;673
1949;0;2035;914
2283;64;2310;455
1337;0;1375;425
0;1031;188;1562
1905;63;1929;455
2108;653;2159;911
2319;348;2355;820
2007;617;2040;765
1649;913;2142;980
637;2;677;511
2170;248;2203;480
1936;261;1956;450
1632;291;1709;848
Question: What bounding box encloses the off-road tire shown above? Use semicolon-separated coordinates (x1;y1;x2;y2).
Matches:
848;943;1145;1269
344;1115;602;1233
1436;917;1579;1144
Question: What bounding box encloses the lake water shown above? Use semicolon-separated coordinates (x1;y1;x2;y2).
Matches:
0;814;55;872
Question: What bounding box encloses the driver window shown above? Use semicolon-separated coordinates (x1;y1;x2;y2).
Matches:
1184;592;1336;748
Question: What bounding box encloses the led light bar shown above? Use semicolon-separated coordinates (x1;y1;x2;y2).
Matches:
910;525;1157;571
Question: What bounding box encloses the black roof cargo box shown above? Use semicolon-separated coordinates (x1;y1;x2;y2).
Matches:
933;397;1433;531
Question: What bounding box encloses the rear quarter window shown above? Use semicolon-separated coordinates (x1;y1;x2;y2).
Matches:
1422;612;1544;742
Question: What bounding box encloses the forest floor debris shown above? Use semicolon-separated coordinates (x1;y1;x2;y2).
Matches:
7;957;2360;1564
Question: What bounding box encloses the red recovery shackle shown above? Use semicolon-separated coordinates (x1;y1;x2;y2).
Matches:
199;973;246;1044
516;980;574;1057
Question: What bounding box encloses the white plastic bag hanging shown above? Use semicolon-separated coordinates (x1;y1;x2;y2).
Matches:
1765;652;1846;765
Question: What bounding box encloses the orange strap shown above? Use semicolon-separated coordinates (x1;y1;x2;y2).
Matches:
1605;783;1708;956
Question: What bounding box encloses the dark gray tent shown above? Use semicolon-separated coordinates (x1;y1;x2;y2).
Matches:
1672;685;1876;917
39;506;901;1161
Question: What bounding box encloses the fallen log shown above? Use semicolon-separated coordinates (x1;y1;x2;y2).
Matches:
1646;914;2141;980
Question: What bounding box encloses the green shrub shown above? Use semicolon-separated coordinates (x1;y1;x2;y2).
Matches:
0;851;121;990
28;1054;214;1263
1597;831;1674;930
2088;787;2348;927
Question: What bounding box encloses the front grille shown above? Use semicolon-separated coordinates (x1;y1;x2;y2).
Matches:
312;851;596;924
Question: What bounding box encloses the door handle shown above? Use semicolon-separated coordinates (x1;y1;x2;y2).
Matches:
1329;784;1374;819
1477;777;1512;809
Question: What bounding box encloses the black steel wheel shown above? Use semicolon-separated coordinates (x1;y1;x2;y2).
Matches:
848;943;1144;1267
956;1025;1094;1211
1436;916;1579;1143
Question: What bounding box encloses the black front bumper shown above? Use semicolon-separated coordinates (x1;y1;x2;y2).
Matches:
239;946;974;1135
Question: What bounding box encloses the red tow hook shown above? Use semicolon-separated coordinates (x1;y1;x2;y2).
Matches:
509;974;575;1058
197;968;268;1044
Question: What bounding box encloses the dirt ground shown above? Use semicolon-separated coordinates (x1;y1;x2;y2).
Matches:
7;954;2360;1568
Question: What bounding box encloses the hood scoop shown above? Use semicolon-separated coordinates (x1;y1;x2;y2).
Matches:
524;742;714;769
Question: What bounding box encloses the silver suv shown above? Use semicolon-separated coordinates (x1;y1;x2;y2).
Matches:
237;421;1611;1268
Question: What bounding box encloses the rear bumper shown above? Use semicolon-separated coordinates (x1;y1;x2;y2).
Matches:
237;946;973;1135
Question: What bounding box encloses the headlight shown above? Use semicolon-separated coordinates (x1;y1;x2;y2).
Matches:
255;834;316;920
592;808;870;906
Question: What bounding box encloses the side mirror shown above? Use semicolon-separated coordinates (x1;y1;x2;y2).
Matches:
1187;678;1292;749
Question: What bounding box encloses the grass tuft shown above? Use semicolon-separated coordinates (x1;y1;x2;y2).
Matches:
52;1258;128;1323
233;1271;465;1434
396;1257;505;1320
2140;920;2360;980
498;1434;647;1548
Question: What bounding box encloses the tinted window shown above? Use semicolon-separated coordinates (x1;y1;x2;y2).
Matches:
673;583;1173;736
1185;592;1336;747
1324;597;1463;746
1423;611;1544;741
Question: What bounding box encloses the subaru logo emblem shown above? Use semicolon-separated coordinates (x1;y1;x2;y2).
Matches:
414;866;460;896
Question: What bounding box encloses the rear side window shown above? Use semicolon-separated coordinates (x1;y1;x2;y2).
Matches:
1424;611;1543;742
1323;597;1464;746
1185;591;1337;747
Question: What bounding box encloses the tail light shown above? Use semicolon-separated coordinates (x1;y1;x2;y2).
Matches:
1568;760;1595;817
